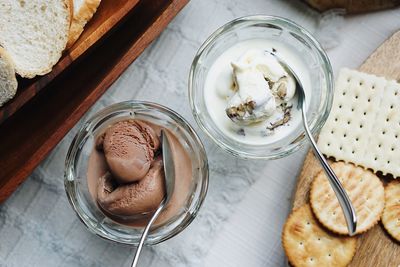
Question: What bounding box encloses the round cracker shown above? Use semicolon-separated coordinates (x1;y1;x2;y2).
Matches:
310;162;384;235
382;180;400;242
282;204;357;267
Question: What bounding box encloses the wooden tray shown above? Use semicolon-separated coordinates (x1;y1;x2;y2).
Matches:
0;0;188;202
291;31;400;266
0;0;141;124
302;0;400;13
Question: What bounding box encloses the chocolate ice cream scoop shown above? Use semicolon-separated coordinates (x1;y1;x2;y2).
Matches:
87;119;193;227
101;120;160;184
97;158;165;217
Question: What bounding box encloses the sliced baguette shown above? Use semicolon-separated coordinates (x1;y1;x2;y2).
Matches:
67;0;101;48
0;47;18;107
0;0;72;78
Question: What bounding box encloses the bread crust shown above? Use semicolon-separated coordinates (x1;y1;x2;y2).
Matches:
0;47;18;106
0;47;15;70
66;0;101;48
69;0;74;26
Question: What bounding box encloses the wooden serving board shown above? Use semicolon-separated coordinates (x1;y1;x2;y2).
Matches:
0;0;188;203
292;31;400;266
303;0;400;13
0;0;140;124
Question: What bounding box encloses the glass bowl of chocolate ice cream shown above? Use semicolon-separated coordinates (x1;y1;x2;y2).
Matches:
64;101;209;245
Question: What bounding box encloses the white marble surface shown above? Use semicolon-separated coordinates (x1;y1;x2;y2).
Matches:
0;1;399;266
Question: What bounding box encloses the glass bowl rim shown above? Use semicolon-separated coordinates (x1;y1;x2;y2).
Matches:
64;100;209;245
188;15;334;159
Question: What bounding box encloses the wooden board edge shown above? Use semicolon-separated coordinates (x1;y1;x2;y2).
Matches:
0;0;141;124
289;30;400;266
0;0;189;203
293;30;400;210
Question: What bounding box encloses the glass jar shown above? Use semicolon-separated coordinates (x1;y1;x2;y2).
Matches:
189;15;334;159
64;101;209;245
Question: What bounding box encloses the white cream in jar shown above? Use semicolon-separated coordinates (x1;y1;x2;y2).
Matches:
204;39;311;145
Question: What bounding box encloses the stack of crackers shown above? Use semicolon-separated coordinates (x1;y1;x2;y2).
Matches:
282;69;400;267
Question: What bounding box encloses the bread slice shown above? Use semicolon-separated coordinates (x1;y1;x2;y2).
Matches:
0;47;18;107
0;0;72;78
67;0;101;48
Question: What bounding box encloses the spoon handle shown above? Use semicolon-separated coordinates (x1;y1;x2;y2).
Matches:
301;107;357;236
131;199;166;267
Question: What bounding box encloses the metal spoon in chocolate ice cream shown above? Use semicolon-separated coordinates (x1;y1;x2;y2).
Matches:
131;130;175;267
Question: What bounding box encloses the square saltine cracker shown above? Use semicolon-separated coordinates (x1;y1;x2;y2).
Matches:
363;80;400;176
318;68;400;178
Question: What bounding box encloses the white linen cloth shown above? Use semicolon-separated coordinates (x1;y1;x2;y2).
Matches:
0;0;399;266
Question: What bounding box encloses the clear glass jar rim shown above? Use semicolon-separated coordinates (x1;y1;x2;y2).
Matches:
189;15;334;159
64;100;209;245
